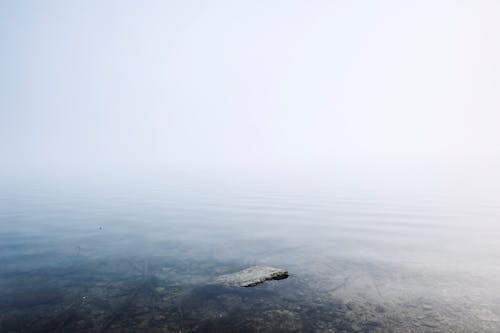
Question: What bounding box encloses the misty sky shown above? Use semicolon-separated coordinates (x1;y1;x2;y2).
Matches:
1;1;499;183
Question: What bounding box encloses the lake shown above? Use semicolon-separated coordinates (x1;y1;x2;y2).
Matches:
1;180;499;332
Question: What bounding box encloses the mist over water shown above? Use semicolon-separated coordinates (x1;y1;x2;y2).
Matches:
1;0;500;331
2;0;500;181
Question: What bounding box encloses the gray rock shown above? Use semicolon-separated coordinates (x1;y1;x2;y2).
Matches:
215;266;288;287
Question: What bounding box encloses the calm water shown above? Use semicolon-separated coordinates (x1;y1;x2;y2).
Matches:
1;182;500;332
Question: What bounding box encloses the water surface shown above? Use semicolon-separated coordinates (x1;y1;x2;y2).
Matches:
1;182;499;332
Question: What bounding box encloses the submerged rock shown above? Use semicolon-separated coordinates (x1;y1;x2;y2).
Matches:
215;266;288;287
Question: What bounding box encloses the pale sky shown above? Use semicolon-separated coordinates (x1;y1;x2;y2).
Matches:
1;0;499;184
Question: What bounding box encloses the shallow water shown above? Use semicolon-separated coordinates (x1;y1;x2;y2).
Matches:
1;182;500;332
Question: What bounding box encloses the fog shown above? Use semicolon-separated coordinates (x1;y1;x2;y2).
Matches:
1;0;499;191
2;4;500;331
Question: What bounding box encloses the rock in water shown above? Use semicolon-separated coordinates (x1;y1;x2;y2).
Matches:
215;266;288;287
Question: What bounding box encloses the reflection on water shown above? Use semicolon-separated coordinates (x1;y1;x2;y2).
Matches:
1;184;500;332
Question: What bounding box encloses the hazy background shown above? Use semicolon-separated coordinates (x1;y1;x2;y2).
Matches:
1;4;500;331
1;0;499;194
